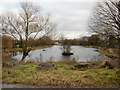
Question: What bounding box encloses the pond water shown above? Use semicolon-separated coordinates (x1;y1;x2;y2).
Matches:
12;45;110;62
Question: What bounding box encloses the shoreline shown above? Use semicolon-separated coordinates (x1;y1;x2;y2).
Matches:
2;45;51;54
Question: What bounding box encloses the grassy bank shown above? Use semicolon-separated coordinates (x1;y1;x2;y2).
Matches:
81;45;119;59
2;46;51;53
2;60;120;88
81;45;102;49
96;48;119;59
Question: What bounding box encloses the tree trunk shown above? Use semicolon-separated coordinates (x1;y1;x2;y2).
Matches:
118;38;120;69
20;51;28;62
20;49;31;62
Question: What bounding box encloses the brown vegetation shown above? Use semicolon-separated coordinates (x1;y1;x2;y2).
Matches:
2;59;120;88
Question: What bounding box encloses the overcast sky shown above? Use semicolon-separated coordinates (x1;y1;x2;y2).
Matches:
0;0;97;39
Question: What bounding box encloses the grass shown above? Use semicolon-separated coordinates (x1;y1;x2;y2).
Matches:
97;48;119;59
80;45;102;49
2;60;120;88
2;46;51;53
82;45;119;59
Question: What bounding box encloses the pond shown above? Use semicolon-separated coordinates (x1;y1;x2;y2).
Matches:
12;45;110;62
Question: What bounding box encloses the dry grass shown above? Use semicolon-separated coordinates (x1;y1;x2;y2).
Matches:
97;48;119;59
2;60;120;88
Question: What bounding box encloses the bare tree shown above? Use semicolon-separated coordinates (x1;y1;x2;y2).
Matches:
0;2;56;62
89;0;120;48
59;34;73;55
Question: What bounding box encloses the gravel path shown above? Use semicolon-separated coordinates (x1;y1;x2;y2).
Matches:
2;83;41;88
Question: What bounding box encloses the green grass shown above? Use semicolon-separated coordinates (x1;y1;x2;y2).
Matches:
2;61;120;88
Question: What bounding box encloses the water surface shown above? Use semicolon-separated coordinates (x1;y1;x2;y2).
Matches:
12;46;109;62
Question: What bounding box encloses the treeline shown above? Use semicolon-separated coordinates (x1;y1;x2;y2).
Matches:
78;34;118;48
2;33;119;51
56;34;118;48
2;35;54;50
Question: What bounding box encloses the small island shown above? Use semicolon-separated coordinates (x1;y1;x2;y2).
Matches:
62;51;73;56
62;45;74;56
61;39;74;56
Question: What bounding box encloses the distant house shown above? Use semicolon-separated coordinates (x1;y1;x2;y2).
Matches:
54;42;59;45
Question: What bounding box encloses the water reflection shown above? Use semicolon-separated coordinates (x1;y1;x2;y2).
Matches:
12;46;110;62
12;51;22;56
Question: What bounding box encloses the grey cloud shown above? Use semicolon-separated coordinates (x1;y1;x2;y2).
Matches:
0;1;96;39
38;2;95;38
